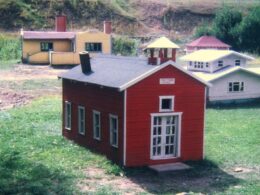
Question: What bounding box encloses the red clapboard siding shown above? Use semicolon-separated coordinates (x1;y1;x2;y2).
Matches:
62;79;125;165
125;65;205;167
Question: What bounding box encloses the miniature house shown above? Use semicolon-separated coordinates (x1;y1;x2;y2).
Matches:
192;67;260;103
144;36;179;65
59;37;210;167
185;35;230;53
180;49;260;103
21;16;112;65
181;49;254;73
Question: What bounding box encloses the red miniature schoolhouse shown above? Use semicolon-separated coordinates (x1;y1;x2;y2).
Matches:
59;37;209;167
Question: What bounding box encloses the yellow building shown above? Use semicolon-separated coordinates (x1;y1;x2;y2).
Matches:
21;17;112;65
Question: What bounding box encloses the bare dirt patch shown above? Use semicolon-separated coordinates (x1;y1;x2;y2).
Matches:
77;164;244;194
0;64;67;81
0;64;66;110
0;90;34;110
78;168;146;194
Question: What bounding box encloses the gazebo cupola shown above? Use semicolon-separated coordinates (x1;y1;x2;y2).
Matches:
145;36;180;65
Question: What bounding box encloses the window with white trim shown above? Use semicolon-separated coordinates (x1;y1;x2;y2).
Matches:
218;60;223;67
206;62;209;67
159;96;174;112
235;60;241;66
109;114;118;147
189;61;192;66
65;101;71;130
229;82;244;92
93;110;101;140
78;106;85;135
40;42;53;52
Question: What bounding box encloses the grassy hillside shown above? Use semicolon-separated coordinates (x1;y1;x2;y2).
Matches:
0;0;137;34
1;0;260;36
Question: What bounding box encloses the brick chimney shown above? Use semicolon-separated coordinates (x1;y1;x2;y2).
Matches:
103;21;112;34
55;15;67;32
79;52;92;74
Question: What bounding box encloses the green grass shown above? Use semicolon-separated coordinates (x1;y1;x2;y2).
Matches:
204;106;260;194
0;97;121;194
0;96;259;194
0;60;19;71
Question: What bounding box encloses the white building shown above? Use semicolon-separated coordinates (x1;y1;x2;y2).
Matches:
192;67;260;103
180;50;254;73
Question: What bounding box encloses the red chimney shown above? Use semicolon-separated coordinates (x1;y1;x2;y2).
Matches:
56;16;67;32
103;21;112;34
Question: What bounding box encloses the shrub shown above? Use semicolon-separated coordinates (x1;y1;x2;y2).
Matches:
213;6;243;49
240;7;260;54
112;36;139;56
194;24;214;38
0;34;21;61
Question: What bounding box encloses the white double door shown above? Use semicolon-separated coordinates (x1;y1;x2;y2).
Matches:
151;115;179;159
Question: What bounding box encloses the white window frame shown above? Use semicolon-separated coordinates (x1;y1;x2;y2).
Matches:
78;106;85;135
93;110;101;140
228;82;244;92
159;96;174;112
235;59;241;66
65;101;71;130
150;112;182;160
109;114;119;148
218;60;223;67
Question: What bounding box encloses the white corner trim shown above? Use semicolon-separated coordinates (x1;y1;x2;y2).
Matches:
203;87;206;159
123;90;127;166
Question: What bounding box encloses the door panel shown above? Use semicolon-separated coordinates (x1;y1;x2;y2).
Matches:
151;115;179;159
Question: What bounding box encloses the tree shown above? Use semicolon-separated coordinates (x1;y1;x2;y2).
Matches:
213;7;242;49
194;24;214;38
240;7;260;54
112;36;138;56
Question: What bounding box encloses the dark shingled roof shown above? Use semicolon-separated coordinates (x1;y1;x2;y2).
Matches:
59;55;159;90
59;55;210;91
23;31;76;40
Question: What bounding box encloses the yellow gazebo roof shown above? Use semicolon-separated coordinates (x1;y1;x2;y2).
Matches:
146;36;180;49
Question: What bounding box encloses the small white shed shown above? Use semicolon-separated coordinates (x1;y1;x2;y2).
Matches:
192;67;260;102
180;50;254;73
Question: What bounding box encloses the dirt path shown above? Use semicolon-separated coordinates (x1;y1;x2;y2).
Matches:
0;64;66;110
0;64;67;81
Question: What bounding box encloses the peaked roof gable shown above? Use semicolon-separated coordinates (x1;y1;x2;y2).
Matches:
146;36;180;49
192;66;260;82
119;60;210;90
180;49;254;62
186;35;231;48
59;55;210;91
